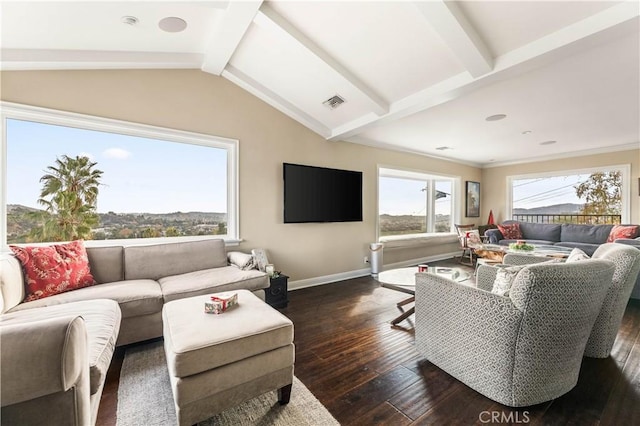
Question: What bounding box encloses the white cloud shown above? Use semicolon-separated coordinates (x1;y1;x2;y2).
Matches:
102;148;132;160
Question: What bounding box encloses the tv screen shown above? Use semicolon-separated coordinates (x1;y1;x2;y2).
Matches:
283;163;363;223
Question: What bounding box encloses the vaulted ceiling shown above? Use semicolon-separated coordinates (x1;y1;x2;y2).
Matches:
2;1;639;167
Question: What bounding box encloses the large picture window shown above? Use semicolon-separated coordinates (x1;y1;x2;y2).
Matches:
378;167;456;238
507;165;631;224
1;103;239;246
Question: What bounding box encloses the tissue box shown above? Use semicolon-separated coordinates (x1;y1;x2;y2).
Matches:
205;292;239;314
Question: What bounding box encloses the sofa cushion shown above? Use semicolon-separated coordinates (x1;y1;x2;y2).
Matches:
606;225;639;243
86;246;124;283
124;239;227;281
0;299;121;395
554;242;600;256
159;266;268;303
498;223;522;240
10;241;96;302
560;224;613;244
7;279;163;319
518;222;562;242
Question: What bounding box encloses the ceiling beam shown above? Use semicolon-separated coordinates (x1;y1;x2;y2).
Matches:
414;1;493;77
223;65;332;138
201;1;263;76
257;3;389;116
330;2;639;141
0;49;203;70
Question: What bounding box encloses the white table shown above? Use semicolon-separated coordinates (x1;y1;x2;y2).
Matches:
378;266;470;325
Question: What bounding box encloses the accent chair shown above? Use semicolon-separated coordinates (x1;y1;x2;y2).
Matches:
415;260;615;407
497;243;640;358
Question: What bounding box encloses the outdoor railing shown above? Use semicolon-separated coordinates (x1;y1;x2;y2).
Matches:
512;214;622;225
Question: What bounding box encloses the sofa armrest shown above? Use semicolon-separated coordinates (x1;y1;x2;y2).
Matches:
485;228;503;244
1;315;88;407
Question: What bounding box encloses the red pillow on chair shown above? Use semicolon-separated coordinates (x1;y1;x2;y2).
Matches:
497;223;522;240
10;240;96;302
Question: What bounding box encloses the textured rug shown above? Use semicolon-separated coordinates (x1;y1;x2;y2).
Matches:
116;341;339;426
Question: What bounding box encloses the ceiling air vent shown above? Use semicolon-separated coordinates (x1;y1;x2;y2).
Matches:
322;94;346;110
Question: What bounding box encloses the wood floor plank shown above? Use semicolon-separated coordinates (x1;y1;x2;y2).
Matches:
327;365;420;424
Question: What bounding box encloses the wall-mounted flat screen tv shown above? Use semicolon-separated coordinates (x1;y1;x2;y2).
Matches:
283;163;363;223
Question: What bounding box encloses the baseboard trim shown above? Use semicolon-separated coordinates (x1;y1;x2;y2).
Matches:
289;268;371;291
288;251;459;291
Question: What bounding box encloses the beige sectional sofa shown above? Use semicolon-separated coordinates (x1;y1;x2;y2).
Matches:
0;238;269;425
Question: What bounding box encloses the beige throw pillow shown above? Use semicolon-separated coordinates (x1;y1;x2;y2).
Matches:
566;248;590;262
490;259;562;296
491;265;526;297
227;251;255;270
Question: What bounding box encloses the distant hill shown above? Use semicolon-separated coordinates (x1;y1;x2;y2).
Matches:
513;203;583;215
7;204;41;213
6;204;227;243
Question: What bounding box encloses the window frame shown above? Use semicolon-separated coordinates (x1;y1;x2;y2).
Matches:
506;164;631;223
377;165;460;241
1;102;240;248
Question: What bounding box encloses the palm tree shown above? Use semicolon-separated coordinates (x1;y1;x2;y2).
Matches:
30;155;104;242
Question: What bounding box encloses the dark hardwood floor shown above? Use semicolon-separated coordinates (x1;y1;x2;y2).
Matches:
97;259;640;425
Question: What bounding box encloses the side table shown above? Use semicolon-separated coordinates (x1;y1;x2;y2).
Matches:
266;274;289;308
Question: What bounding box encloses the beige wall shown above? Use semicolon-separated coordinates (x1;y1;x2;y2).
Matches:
482;149;640;224
1;70;480;281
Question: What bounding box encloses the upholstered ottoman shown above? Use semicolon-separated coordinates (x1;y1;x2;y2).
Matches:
162;289;294;426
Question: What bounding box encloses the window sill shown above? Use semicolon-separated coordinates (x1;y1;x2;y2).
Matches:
379;233;458;249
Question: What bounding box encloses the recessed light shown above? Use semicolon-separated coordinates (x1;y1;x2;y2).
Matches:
159;17;187;33
435;146;451;151
121;16;139;26
485;114;507;122
522;130;532;135
540;140;557;145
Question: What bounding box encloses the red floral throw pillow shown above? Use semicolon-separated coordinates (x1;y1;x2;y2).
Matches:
497;223;523;240
9;240;96;302
607;225;639;243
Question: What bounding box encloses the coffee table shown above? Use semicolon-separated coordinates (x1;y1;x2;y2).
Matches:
378;266;471;325
475;244;573;261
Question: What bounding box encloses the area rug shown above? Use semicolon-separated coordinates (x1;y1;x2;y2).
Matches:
116;341;339;426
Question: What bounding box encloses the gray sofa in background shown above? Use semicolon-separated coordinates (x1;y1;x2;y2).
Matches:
486;221;640;299
486;221;639;256
0;239;268;425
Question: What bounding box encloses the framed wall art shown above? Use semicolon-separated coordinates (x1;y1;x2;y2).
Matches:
465;181;480;217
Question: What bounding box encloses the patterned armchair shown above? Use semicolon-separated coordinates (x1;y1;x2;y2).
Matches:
415;260;615;407
492;243;640;358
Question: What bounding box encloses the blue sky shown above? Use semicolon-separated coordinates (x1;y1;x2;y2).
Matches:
7;119;227;213
512;175;587;209
379;177;452;216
